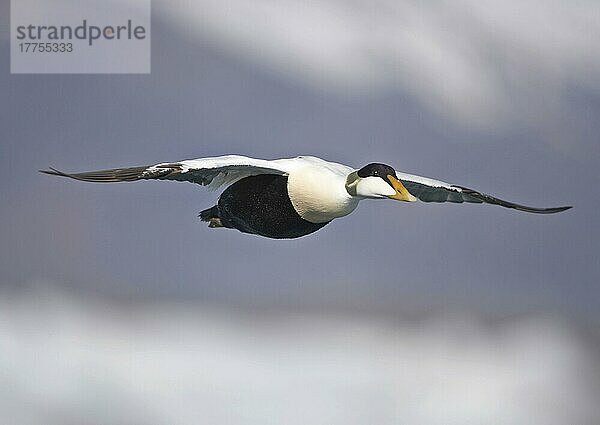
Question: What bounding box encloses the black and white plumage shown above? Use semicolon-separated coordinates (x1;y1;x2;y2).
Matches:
41;155;571;239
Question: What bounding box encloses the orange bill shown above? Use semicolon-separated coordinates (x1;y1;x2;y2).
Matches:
387;175;417;202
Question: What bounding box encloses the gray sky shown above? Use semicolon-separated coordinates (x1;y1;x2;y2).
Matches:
1;0;599;319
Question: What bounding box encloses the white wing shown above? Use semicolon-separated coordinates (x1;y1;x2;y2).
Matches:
40;155;301;190
396;171;571;214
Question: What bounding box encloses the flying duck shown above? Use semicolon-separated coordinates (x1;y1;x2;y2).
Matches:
41;155;571;239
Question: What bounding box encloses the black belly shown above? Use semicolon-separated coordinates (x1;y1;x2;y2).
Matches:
215;174;329;239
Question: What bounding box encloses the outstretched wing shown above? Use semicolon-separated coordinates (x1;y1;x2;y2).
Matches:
395;171;571;214
40;155;294;190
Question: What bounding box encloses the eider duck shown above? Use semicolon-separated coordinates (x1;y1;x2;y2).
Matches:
41;155;571;239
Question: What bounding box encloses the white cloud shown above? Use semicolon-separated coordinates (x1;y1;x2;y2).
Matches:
1;284;598;425
158;0;600;131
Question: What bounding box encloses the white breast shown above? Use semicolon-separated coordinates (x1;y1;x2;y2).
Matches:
287;164;359;223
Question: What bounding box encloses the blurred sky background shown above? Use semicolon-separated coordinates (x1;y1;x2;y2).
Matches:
1;0;600;424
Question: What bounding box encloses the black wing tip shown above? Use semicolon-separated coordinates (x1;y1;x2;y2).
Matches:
497;203;573;215
38;165;155;182
512;204;572;214
540;205;572;214
456;186;572;214
39;167;91;181
39;167;68;177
